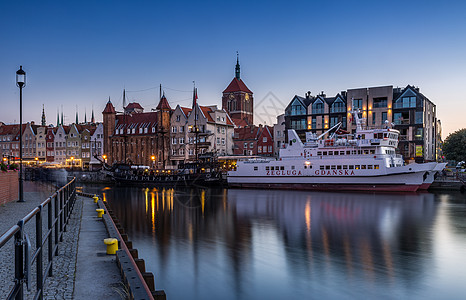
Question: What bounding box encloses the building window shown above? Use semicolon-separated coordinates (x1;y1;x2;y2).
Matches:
217;137;220;144
352;99;363;109
263;137;267;142
395;96;416;108
268;146;272;152
372;112;376;124
221;138;225;145
382;112;387;123
180;126;184;133
330;117;338;128
179;138;184;144
330;99;345;113
373;97;387;108
250;142;254;148
172;126;177;133
258;146;262;153
176;115;181;122
244;142;247;149
152;127;155;133
172;138;177;144
180;148;185;155
415;111;423;124
312;100;324;114
144;128;148;134
139;128;143;134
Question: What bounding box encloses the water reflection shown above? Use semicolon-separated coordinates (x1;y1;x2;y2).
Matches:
85;185;466;300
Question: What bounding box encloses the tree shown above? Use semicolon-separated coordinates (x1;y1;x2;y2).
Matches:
443;128;466;162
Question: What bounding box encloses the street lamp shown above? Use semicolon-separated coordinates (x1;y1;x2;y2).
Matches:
151;155;155;169
16;66;26;202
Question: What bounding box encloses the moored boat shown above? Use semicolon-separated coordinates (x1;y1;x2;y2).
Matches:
227;111;444;192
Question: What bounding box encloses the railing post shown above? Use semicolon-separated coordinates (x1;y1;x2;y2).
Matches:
48;196;53;276
14;220;24;300
54;193;59;255
59;190;64;241
63;185;68;231
36;205;43;299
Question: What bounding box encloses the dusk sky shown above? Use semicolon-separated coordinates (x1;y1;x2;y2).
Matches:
1;0;465;138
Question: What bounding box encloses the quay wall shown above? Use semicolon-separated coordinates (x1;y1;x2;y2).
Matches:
0;171;18;204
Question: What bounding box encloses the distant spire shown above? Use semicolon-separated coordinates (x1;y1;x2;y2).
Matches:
41;104;46;126
84;108;87;124
123;89;126;110
235;51;240;79
91;106;95;124
57;108;60;127
61;106;64;126
75;105;78;124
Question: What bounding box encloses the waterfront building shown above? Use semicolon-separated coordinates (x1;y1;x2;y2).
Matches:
89;123;104;169
22;122;38;160
78;124;93;169
392;85;437;162
66;124;82;167
233;125;273;156
102;96;171;167
36;126;47;162
221;55;254;127
285;91;347;140
45;127;55;163
273;114;286;157
54;125;68;165
169;105;191;167
0;124;21;161
284;85;439;163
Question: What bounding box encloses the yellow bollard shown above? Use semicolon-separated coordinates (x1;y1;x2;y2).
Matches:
96;208;104;218
104;238;118;254
93;195;99;203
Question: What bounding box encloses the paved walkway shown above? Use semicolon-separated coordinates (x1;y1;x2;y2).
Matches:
0;182;124;299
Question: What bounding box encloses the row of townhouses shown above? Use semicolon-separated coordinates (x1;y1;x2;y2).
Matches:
0;118;104;169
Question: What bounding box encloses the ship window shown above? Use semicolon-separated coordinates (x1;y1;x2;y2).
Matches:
358;150;362;154
317;151;322;156
334;151;339;155
331;165;336;170
370;150;375;154
352;150;357;155
304;166;307;169
343;165;348;169
254;166;258;171
355;165;360;169
340;151;345;155
337;165;342;169
349;165;354;169
323;151;327;155
361;165;366;169
320;165;325;170
364;150;369;155
325;165;330;170
291;166;295;170
266;166;269;170
281;166;285;170
375;165;379;169
328;151;333;155
368;165;373;169
346;151;351;155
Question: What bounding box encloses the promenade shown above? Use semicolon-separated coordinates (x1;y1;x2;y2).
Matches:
0;182;123;299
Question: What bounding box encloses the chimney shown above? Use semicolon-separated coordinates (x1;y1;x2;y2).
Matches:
306;91;311;99
320;91;326;98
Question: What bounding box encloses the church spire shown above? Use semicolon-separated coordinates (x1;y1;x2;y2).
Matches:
75;106;79;124
57;108;60;127
235;51;240;79
84;108;87;124
61;106;64;126
91;106;95;124
41;104;46;126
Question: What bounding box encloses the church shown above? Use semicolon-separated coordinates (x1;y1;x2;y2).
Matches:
221;54;254;127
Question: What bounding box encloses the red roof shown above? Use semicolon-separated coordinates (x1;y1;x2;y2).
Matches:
156;96;172;110
231;117;249;128
181;107;192;117
234;126;260;140
125;102;143;110
223;77;253;94
103;101;116;114
199;106;215;123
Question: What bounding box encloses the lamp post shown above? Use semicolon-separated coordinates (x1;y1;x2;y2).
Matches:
151;155;155;169
16;66;26;202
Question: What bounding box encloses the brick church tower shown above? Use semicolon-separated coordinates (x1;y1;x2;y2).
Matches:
222;54;253;126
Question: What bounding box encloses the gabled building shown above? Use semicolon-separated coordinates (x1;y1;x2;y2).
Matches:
273;114;286;157
0;124;21;161
54;125;68;165
102;95;171;167
36;126;47;161
90;123;104;169
233;125;273;156
45;127;56;162
22;123;39;160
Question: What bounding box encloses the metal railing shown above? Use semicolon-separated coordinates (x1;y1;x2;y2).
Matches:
0;178;76;300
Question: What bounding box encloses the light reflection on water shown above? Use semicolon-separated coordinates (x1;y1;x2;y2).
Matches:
83;185;466;300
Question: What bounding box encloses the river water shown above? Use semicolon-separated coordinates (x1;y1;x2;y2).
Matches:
82;185;466;300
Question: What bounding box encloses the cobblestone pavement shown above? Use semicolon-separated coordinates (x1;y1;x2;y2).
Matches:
0;182;83;299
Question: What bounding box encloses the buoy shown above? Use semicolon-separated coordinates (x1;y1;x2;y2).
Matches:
104;238;118;254
96;208;104;218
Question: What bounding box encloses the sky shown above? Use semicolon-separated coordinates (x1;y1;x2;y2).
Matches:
1;0;465;138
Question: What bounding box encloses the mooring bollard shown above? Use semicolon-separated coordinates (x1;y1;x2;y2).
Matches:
104;238;118;254
96;208;104;218
93;195;99;203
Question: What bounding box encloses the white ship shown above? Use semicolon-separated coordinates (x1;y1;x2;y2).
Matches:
228;111;445;192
